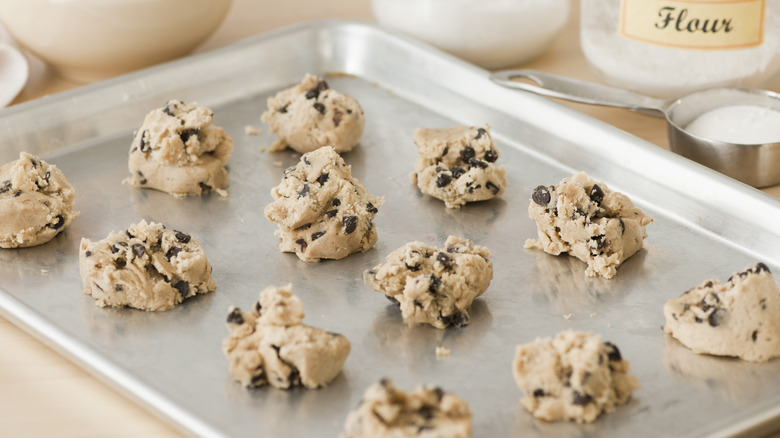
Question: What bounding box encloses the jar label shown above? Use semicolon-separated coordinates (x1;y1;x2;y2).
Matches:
619;0;765;49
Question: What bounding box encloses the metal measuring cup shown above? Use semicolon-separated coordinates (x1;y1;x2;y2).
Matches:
490;69;780;188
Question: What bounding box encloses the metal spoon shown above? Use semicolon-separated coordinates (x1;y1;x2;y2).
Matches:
490;69;780;188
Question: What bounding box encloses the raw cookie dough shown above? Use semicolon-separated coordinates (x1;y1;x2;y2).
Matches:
663;263;780;362
340;379;472;438
261;74;365;153
0;152;78;248
512;330;640;423
412;125;507;209
125;100;234;196
222;284;351;389
525;172;652;279
264;146;383;262
363;236;492;329
79;220;215;311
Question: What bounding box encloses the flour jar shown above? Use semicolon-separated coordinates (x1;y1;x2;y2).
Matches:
580;0;780;98
371;0;571;70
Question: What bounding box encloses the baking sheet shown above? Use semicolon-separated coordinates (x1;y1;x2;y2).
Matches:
3;21;780;438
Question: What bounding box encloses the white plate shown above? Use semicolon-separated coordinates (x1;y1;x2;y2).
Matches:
0;42;27;107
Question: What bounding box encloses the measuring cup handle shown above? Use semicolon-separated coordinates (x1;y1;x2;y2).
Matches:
490;69;668;115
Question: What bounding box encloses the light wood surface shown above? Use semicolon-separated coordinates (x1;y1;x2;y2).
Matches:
2;1;780;437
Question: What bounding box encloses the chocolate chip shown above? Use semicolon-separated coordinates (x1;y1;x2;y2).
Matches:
254;301;262;314
180;128;201;145
332;198;341;206
700;292;720;312
756;262;771;274
30;159;38;168
163;102;177;116
532;185;551;206
305;89;319;99
50;215;65;229
173;280;189;297
85;250;92;257
753;330;758;341
311;231;325;241
298;184;310;197
43;171;51;184
333;110;343;127
132;244;145;258
460;147;475;162
137;170;147;185
125;230;135;239
386;294;401;308
436;252;453;270
604;342;622;361
428;274;442;293
708;308;728;327
317;173;329;185
474;127;487;140
589;235;606;251
316;80;329;92
296;238;307;250
440;311;468;327
0;180;10;194
433;387;444;401
436;173;452;188
761;298;767;310
14;190;21;197
486;181;499;195
174;231;191;243
278;104;289;113
533;389;546;397
468;158;488;169
227;308;244;324
326;209;338;219
441;146;449;158
451;166;466;179
589;184;604;204
199;182;212;192
418;407;434;421
484;149;498;162
114;284;123;292
296;223;312;231
366;202;378;213
343;215;358;234
313;102;325;114
111;245;120;254
572;391;592;405
166;247;182;260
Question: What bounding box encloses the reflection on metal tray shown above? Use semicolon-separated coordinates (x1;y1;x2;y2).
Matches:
3;20;780;438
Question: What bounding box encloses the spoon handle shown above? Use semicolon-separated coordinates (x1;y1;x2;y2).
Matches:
490;69;669;115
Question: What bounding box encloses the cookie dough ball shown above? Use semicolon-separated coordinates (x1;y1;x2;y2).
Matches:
412;125;507;209
663;263;780;362
340;379;472;438
513;331;639;423
363;236;492;329
222;284;351;389
79;220;215;311
261;74;365;153
126;100;234;196
264;146;383;262
0;152;78;248
525;172;652;279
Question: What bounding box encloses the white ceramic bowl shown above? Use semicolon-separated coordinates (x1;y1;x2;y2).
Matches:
371;0;571;70
0;0;232;83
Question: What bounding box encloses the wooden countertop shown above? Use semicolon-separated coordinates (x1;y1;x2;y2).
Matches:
2;1;779;437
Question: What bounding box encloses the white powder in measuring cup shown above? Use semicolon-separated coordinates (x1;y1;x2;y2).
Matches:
371;0;571;69
685;105;780;144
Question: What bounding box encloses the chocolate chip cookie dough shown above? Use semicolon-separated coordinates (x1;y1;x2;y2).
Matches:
525;172;652;279
513;331;640;423
663;263;780;362
0;152;78;248
125;100;234;196
79;220;215;311
261;74;365;153
223;284;351;389
340;379;472;438
412;125;507;209
264;146;383;262
363;236;492;329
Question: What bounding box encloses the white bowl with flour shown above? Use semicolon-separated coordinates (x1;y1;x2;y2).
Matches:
371;0;571;69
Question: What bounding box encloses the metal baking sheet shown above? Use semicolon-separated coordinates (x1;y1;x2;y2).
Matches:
3;20;780;438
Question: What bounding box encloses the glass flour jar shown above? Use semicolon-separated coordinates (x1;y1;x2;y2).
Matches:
580;0;780;98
